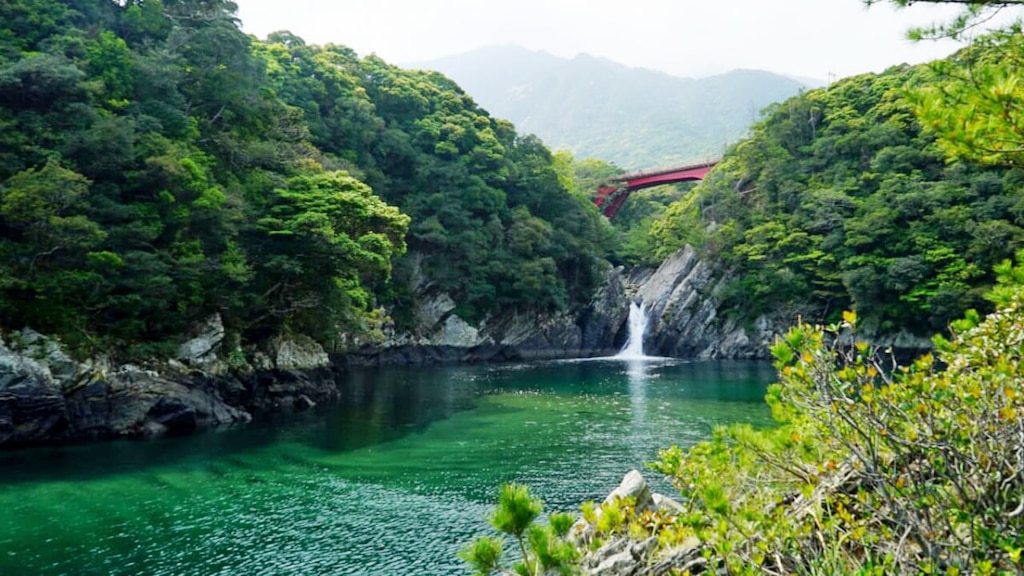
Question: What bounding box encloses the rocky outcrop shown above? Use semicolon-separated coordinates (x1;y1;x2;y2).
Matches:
624;246;935;360
177;314;225;366
579;265;631;355
625;246;778;359
0;329;342;447
576;470;701;576
0;332;71;445
339;284;616;366
341;246;782;365
62;365;250;440
266;333;331;370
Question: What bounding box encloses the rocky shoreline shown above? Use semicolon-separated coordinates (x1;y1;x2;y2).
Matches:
1;246;937;448
0;247;796;448
0;325;344;447
341;246;782;367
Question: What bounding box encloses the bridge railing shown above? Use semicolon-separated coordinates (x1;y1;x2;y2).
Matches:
611;158;721;183
594;158;721;219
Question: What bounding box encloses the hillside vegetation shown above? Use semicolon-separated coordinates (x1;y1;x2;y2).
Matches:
646;61;1024;336
3;0;1021;359
0;0;610;357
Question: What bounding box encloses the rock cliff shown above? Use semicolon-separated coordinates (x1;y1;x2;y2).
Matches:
625;246;777;359
0;323;339;447
339;246;777;365
338;284;626;366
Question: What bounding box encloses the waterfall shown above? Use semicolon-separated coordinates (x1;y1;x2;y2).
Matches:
616;301;650;359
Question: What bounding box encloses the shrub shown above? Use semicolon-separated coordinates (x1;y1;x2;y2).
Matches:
649;257;1024;574
460;483;580;576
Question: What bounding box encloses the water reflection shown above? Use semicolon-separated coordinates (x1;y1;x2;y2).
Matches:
625;359;650;461
626;359;649;424
0;360;775;576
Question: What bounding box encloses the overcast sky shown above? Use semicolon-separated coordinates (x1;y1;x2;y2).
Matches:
234;0;971;81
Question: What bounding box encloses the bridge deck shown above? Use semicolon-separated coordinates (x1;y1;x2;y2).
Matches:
612;159;721;183
594;158;720;219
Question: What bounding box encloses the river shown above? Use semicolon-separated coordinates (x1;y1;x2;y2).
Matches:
0;358;775;575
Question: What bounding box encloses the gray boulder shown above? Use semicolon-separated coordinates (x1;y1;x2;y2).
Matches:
605;468;654;511
177;314;225;366
15;328;80;384
0;334;67;445
269;334;331;369
651;493;686;516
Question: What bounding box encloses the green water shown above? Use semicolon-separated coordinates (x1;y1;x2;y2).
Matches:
0;358;775;575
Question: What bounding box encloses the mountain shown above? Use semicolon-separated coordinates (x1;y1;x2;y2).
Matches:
410;45;807;169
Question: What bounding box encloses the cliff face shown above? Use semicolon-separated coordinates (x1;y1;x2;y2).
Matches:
337;275;629;366
0;325;340;447
340;246;779;365
627;246;777;359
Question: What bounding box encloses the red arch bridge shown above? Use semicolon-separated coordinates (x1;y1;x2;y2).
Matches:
593;159;719;219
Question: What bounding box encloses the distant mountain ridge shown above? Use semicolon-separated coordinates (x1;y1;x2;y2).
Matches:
410;45;808;169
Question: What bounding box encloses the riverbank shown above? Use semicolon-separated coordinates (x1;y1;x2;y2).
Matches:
0;247;769;448
2;246;934;449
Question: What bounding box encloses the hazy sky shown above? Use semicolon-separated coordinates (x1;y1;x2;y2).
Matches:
234;0;970;81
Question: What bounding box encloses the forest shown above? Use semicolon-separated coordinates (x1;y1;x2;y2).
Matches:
0;0;611;358
2;0;1023;357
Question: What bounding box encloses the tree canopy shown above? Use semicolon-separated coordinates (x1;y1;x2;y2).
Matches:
0;0;608;356
868;0;1024;39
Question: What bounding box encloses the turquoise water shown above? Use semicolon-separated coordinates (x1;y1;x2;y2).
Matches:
0;359;775;575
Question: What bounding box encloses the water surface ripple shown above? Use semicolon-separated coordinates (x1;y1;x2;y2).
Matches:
0;359;775;575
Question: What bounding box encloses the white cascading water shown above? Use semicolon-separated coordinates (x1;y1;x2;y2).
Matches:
615;301;650;359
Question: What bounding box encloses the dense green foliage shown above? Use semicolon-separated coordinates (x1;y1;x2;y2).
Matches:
647;62;1024;335
255;36;610;324
0;0;608;355
909;29;1024;168
419;46;807;170
869;0;1024;40
551;150;696;265
644;263;1024;574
